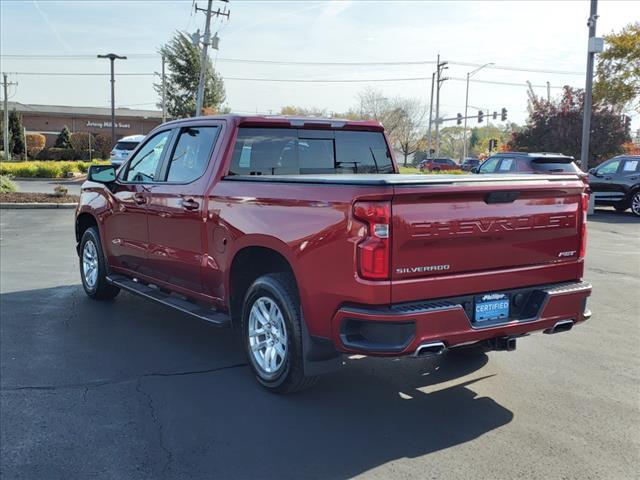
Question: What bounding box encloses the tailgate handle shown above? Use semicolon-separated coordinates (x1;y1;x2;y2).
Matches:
485;191;520;204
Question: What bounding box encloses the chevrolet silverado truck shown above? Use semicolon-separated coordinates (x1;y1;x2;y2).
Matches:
76;115;592;393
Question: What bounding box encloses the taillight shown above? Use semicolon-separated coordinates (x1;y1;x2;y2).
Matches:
579;192;589;259
353;201;391;280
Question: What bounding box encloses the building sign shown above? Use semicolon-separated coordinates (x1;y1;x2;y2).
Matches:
86;120;131;129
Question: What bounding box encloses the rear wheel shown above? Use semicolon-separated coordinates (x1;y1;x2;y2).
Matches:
242;273;317;394
631;192;640;217
79;227;120;300
432;167;440;172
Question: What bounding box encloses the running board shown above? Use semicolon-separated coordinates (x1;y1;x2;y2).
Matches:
106;274;231;327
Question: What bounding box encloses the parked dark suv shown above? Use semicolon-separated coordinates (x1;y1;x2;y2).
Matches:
461;158;480;171
589;155;640;217
474;152;581;175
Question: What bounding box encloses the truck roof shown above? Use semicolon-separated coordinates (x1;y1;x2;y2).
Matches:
161;114;384;131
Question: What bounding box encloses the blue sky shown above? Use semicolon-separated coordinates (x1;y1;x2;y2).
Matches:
1;0;638;129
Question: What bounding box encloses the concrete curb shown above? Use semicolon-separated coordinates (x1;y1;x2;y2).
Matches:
0;203;77;209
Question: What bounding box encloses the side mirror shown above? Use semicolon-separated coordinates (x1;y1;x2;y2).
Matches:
88;164;116;184
470;167;479;174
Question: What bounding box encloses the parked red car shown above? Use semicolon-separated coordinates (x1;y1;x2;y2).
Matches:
419;157;459;172
76;115;592;393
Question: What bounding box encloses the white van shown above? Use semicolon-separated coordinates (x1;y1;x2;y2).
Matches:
110;134;145;167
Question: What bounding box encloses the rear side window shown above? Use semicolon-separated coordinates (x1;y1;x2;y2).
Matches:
228;128;393;175
165;126;219;183
530;157;580;173
622;158;639;172
114;141;139;151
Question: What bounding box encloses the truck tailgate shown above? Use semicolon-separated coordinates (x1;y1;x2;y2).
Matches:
391;176;585;284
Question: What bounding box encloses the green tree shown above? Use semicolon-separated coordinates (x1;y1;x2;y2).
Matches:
54;125;72;148
8;110;26;160
469;129;479;152
155;31;226;118
594;22;640;113
508;86;630;167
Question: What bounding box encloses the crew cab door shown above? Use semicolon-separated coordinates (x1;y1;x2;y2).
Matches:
590;158;624;203
146;123;222;294
103;129;173;275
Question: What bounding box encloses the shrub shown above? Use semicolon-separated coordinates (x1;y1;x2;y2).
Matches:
94;134;113;159
0;175;18;193
0;161;107;178
37;147;78;161
53;185;69;197
54;126;72;148
70;132;93;159
26;133;47;159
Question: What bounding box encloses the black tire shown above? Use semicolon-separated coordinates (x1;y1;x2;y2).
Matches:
432;167;440;172
79;227;120;300
241;273;317;394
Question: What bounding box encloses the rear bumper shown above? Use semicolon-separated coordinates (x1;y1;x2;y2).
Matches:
332;280;592;356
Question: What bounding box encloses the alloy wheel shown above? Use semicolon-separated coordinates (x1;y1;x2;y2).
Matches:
248;296;288;378
82;240;99;288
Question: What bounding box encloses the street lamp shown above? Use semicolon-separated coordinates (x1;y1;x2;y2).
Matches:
462;62;494;160
97;53;127;146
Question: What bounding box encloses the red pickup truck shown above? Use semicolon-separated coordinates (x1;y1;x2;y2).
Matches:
76;115;592;393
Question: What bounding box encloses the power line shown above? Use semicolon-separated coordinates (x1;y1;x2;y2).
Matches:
0;53;584;75
6;71;571;89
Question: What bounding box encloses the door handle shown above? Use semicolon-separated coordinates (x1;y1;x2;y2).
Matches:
182;198;200;210
604;176;612;180
133;193;147;205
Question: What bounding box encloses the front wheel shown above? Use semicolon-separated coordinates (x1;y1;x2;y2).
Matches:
242;273;317;394
79;227;120;300
631;192;640;217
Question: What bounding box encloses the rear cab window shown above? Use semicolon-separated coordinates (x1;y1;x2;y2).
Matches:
228;128;394;175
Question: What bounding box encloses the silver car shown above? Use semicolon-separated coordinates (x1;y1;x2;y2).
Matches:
110;134;145;167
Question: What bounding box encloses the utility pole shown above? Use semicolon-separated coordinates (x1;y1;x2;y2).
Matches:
194;0;230;117
2;74;18;161
462;62;493;161
427;71;435;158
546;81;551;102
580;0;602;172
161;54;167;123
97;53;127;146
434;55;448;157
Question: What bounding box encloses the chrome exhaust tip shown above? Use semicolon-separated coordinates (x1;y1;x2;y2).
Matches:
414;341;446;357
544;319;574;334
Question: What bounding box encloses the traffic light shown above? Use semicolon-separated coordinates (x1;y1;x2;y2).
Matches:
456;113;462;125
478;110;484;123
493;111;497;120
488;139;498;151
501;108;507;121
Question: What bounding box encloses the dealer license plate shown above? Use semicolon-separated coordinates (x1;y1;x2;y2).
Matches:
474;293;510;322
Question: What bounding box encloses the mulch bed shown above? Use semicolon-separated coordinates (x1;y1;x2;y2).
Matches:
0;192;80;204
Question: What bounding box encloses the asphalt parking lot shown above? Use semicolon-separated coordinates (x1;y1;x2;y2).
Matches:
1;208;638;480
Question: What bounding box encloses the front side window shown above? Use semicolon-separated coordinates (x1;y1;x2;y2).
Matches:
479;157;500;173
123;130;171;182
165;126;219;183
598;159;621;175
228;128;393;175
